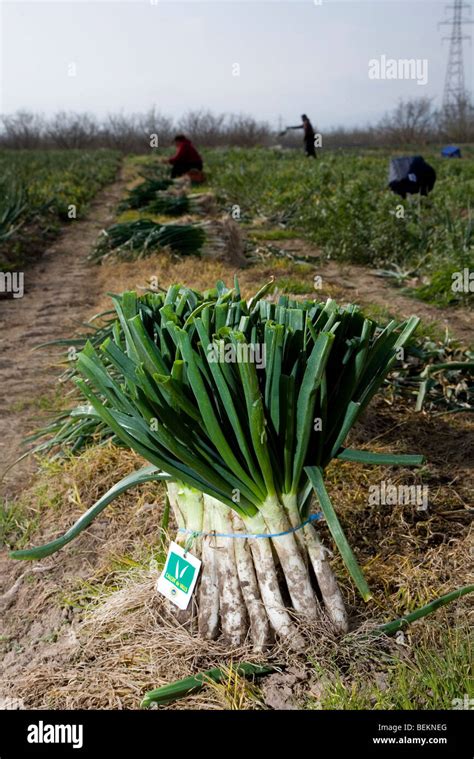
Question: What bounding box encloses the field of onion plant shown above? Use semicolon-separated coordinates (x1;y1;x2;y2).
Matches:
0;149;120;269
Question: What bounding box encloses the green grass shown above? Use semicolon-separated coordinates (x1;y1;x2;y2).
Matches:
0;499;40;550
273;276;314;294
413;265;472;308
0;457;65;549
305;626;473;710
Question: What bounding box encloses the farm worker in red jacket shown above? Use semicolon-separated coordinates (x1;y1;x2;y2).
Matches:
166;134;203;178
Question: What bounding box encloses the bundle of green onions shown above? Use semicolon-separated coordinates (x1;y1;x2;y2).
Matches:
144;192;191;216
143;191;216;218
90;219;206;262
12;282;424;648
117;177;173;211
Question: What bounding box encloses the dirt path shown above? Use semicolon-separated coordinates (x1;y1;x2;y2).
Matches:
0;168;127;499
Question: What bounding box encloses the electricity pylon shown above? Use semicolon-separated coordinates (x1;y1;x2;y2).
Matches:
439;1;472;111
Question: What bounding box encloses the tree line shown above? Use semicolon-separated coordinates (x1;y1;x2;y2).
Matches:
0;98;472;151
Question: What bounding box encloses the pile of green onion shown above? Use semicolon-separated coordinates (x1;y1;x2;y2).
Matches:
12;281;424;648
90;219;207;261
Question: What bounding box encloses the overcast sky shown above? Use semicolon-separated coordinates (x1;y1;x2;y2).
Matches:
0;0;472;129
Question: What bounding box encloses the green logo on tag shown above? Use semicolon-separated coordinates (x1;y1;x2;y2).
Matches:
164;552;196;594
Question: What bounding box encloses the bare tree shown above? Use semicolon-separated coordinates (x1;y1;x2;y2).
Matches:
1;111;45;148
178;110;226;145
138;108;174;149
46;112;99;149
226;114;272;146
436;96;474;142
377;98;435;145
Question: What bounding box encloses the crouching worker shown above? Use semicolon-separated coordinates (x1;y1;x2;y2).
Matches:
388;155;436;199
166;134;204;180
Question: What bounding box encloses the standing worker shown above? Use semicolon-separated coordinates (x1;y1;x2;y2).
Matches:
284;114;317;158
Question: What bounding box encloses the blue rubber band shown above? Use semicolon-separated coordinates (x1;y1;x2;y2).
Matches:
178;512;323;541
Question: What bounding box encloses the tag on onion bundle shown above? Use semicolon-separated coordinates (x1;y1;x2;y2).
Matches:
156;541;201;610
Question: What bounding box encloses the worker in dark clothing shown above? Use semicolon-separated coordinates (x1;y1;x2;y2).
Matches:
286;114;317;157
388;156;436;199
166;134;203;178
